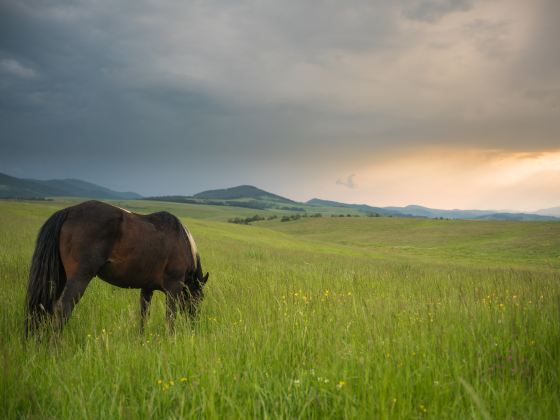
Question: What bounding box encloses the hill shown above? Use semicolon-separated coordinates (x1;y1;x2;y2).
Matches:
147;185;306;212
18;176;549;222
194;185;296;203
473;212;558;221
0;172;141;200
306;198;396;216
1;199;559;418
388;205;558;220
536;206;560;217
149;188;559;221
383;204;492;219
309;198;558;221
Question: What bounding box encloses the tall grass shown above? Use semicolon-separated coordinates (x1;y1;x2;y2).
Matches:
1;200;559;418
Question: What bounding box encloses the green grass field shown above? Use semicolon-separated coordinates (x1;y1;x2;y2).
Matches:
1;199;559;418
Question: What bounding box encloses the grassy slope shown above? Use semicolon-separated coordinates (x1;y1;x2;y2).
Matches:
1;199;559;419
261;217;560;270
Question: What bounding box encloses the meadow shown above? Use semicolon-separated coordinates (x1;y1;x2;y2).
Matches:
1;199;559;418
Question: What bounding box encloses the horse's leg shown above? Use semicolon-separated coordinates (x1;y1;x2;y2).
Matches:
140;288;153;333
165;282;183;332
53;275;92;331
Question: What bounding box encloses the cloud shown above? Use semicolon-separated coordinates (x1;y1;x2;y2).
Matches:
0;58;37;78
0;0;558;208
336;174;356;189
402;0;473;23
337;148;560;210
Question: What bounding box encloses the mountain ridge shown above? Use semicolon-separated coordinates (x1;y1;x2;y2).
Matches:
536;206;560;217
194;185;296;203
2;174;557;221
307;198;558;221
0;172;141;200
149;186;559;220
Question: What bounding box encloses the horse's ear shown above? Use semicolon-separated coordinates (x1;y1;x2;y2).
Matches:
202;272;209;284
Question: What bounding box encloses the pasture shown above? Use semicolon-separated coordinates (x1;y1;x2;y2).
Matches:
1;199;559;418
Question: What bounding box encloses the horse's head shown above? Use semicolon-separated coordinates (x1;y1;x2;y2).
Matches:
182;254;209;318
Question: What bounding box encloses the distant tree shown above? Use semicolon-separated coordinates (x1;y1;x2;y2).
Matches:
228;214;265;225
281;214;302;222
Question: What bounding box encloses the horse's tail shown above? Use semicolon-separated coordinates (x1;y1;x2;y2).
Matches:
25;208;69;336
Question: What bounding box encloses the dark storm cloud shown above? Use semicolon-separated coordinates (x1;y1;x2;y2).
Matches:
514;0;560;109
0;0;559;197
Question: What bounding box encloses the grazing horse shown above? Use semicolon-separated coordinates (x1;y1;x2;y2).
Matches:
24;200;209;335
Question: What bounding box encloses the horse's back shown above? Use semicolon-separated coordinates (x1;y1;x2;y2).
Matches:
61;200;123;241
59;201;124;278
58;201;192;289
100;209;190;288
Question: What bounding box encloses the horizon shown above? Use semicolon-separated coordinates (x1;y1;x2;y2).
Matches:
3;169;557;214
1;1;559;212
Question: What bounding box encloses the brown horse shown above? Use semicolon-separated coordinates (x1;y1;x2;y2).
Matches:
24;200;209;335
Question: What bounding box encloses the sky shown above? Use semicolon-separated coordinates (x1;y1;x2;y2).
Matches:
1;0;559;211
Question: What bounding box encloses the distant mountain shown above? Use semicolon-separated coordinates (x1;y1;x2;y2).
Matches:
308;198;558;221
384;204;494;219
0;172;141;200
5;173;556;221
535;206;560;217
150;189;559;221
306;198;395;216
386;205;559;220
194;185;296;203
147;185;305;211
474;213;558;221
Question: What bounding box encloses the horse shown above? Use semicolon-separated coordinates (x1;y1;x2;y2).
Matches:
24;200;209;336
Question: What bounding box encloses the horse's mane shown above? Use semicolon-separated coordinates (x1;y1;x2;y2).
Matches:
148;211;183;231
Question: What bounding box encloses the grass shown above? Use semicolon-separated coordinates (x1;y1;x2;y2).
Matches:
1;198;559;418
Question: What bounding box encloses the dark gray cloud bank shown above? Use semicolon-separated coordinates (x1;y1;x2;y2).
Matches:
0;0;559;204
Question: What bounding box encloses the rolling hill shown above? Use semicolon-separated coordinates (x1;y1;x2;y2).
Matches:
0;172;141;200
194;185;296;203
307;198;558;221
536;206;560;217
1;198;559;418
146;185;306;212
149;187;558;221
306;198;396;216
4;173;556;221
